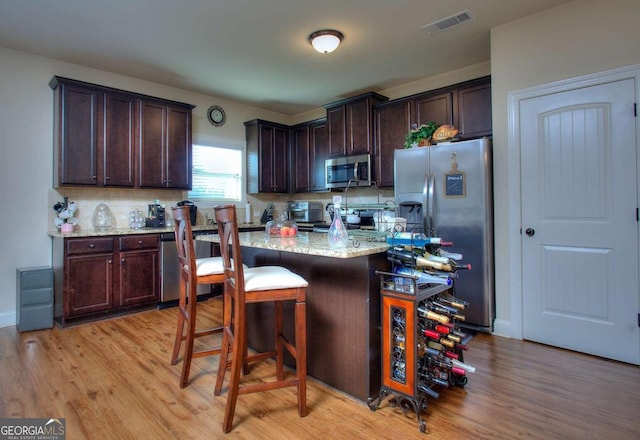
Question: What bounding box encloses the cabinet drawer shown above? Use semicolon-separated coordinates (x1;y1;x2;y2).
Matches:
17;304;53;332
18;267;53;290
20;287;53;306
119;234;158;251
66;237;114;255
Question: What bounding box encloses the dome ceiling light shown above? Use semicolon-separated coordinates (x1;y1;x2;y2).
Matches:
308;29;344;54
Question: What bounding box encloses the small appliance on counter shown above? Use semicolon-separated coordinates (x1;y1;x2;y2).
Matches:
286;201;323;223
145;201;166;228
260;203;275;224
176;200;197;226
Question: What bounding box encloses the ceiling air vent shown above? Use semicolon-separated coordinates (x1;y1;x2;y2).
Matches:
422;10;474;35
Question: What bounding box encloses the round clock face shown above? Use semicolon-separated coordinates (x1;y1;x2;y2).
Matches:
207;105;226;126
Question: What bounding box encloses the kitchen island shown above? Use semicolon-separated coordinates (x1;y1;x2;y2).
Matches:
197;231;390;402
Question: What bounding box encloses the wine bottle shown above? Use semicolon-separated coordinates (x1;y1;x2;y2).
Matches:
437;294;469;310
393;266;452;286
391;232;453;246
436;248;463;260
417;382;440;399
451;358;476;374
417;306;450;324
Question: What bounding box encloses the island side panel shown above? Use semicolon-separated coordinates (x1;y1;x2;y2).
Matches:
240;246;388;402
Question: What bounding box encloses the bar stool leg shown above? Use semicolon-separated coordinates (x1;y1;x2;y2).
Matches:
222;307;246;433
296;299;308;417
275;301;284;381
170;280;187;366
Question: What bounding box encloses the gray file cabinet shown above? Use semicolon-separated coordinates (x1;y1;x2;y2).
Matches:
16;266;53;332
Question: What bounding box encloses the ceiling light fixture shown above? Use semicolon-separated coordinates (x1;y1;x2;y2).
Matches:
308;29;344;54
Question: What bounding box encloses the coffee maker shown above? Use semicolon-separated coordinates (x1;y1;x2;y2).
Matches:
176;200;197;226
145;203;166;227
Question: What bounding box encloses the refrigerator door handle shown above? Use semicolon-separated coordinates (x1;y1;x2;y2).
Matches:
426;173;435;235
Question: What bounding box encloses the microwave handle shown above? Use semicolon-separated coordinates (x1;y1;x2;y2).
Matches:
353;161;359;181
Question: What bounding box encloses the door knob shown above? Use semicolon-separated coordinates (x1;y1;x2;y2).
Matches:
525;228;535;236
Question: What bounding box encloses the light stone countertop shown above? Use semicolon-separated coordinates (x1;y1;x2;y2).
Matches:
197;231;389;258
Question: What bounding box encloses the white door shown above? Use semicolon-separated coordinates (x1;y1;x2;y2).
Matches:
520;78;640;364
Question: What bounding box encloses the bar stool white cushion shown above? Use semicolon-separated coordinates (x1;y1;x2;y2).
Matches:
194;257;247;276
194;257;225;276
243;266;309;292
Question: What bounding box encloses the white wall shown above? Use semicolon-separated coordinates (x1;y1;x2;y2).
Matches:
490;0;640;335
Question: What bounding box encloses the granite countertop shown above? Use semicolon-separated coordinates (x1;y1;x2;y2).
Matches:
46;223;261;238
197;231;389;258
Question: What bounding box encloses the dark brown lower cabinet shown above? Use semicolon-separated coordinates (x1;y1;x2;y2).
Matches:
53;234;159;326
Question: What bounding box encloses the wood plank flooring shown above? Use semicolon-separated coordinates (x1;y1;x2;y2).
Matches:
1;296;638;439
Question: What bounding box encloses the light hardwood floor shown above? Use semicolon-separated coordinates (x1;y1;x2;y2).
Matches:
1;297;638;439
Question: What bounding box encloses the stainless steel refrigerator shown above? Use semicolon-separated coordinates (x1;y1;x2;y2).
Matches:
394;138;494;332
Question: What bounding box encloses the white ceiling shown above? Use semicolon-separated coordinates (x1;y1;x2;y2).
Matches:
0;0;572;115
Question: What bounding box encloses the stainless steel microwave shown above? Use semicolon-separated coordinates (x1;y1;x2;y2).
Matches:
325;154;372;189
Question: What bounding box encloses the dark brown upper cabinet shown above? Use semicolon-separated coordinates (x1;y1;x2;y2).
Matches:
374;76;492;188
324;92;388;157
412;91;455;127
455;80;492;139
245;119;290;194
374;100;412;188
291;118;328;193
50;76;194;190
138;100;192;189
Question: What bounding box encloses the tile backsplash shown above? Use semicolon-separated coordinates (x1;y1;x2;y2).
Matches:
48;187;394;232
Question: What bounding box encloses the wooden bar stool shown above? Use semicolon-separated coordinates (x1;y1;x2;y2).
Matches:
170;206;225;388
213;204;308;433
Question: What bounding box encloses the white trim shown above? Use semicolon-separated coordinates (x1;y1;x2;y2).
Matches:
507;64;640;340
0;312;16;328
491;319;512;338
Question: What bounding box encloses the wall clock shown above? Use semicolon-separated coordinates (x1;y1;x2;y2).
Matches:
207;105;226;126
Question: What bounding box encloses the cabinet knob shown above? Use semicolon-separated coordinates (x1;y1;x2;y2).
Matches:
105;176;110;180
108;259;112;264
89;243;95;248
121;258;125;263
138;240;143;245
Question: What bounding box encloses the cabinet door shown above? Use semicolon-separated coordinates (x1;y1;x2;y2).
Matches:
166;105;192;189
412;92;454;127
65;254;114;317
258;124;275;192
310;121;328;192
58;84;100;185
118;250;159;307
257;124;289;193
292;125;311;193
374;101;411;188
103;92;136;187
346;99;373;155
138;100;167;188
271;126;289;192
327;105;346;156
456;82;492;139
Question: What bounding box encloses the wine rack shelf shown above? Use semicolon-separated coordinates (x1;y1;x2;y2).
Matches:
368;271;473;433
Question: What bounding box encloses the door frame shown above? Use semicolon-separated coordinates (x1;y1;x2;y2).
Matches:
506;64;640;340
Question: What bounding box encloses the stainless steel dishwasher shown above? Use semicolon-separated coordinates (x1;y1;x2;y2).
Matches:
159;231;217;307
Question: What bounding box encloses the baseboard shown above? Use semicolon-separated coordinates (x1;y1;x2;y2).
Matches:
492;318;513;338
0;311;16;328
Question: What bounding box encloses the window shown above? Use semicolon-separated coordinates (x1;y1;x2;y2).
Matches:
188;143;244;203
